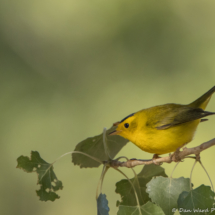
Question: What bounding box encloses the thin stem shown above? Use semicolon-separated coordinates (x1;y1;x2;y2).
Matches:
190;160;197;190
103;128;112;160
114;156;130;161
52;151;103;166
114;156;138;184
113;168;142;215
40;151;74;182
72;151;103;164
39;151;103;184
96;165;106;199
52;151;74;165
114;156;144;203
170;162;180;178
199;161;214;193
100;166;109;194
189;159;198;210
184;156;196;159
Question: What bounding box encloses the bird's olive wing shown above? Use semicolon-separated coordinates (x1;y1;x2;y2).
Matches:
156;107;215;130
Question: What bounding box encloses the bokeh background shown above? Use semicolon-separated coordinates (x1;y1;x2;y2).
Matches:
1;0;215;214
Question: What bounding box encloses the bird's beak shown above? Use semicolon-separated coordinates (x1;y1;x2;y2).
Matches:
109;130;122;136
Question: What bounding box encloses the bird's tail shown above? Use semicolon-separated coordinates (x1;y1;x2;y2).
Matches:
189;86;215;110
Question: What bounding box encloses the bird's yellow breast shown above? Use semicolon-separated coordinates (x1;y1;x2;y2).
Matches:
132;119;200;154
113;86;215;155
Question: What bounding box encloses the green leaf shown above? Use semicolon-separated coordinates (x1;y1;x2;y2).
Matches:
97;193;110;215
178;185;215;215
117;202;165;215
17;151;63;201
116;164;167;207
146;176;190;215
72;126;128;168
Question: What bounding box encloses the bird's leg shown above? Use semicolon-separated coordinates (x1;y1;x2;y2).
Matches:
152;154;162;165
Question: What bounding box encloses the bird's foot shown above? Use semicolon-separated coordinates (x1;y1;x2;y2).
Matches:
152;154;163;165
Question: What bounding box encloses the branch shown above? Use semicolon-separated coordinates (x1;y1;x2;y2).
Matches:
104;138;215;168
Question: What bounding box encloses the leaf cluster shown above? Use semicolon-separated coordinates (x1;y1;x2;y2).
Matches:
17;151;63;201
16;127;215;214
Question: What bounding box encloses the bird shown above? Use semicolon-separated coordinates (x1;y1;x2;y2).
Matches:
109;86;215;157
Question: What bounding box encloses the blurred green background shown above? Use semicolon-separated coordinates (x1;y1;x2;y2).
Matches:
1;0;215;214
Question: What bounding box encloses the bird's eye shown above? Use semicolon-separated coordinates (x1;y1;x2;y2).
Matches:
124;123;129;128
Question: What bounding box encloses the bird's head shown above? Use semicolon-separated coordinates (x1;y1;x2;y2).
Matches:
109;113;137;142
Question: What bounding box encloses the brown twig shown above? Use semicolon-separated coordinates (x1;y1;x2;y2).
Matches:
103;138;215;168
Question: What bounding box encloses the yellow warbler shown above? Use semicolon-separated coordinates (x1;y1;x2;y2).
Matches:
109;86;215;155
